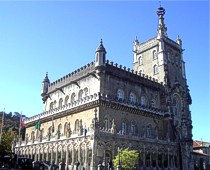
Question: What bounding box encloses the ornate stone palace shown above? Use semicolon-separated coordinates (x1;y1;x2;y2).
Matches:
14;6;194;170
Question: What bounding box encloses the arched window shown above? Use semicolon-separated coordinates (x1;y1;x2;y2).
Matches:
103;53;105;63
49;102;54;110
39;128;44;142
96;53;99;62
59;98;63;107
138;56;143;65
104;118;109;131
146;124;152;138
57;124;62;139
105;151;112;167
58;124;62;132
78;90;84;99
71;93;76;102
117;89;124;101
153;50;157;60
129;92;136;103
64;122;68;137
122;119;128;135
140;96;148;106
84;88;88;97
47;127;51;141
31;131;35;141
65;95;69;105
131;121;136;135
153;64;158;75
75;119;80;134
53;100;57;108
151;99;156;108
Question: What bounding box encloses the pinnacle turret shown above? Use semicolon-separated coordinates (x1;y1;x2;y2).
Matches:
96;39;106;53
176;35;182;47
95;39;106;67
157;6;167;39
41;72;50;103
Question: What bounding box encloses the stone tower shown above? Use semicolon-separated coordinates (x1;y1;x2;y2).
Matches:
41;72;50;104
95;39;106;67
133;6;193;170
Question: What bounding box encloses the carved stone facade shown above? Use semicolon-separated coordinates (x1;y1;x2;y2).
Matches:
15;6;193;170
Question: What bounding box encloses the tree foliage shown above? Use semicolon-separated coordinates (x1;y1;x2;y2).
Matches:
0;128;16;153
113;148;139;170
0;111;27;153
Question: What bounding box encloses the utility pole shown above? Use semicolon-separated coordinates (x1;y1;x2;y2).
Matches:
0;108;5;144
16;112;22;168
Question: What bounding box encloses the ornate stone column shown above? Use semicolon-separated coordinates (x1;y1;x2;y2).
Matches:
162;154;164;169
61;146;63;162
82;148;85;169
143;145;146;167
33;148;36;161
91;145;97;170
38;148;40;161
55;145;58;164
167;148;169;168
85;147;88;170
72;148;75;169
156;153;158;168
172;154;175;168
78;146;81;164
46;145;49;161
142;152;145;167
149;153;152;168
65;146;69;170
51;148;53;164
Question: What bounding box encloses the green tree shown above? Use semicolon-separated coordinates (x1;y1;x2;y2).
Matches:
0;111;27;154
0;128;16;153
113;148;139;170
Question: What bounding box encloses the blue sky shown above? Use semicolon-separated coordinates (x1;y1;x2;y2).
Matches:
0;1;209;141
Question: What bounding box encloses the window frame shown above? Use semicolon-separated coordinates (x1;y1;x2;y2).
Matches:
153;64;158;75
59;98;63;107
138;55;143;65
71;93;76;102
153;50;158;60
151;99;156;108
140;95;148;106
129;92;136;103
117;89;124;101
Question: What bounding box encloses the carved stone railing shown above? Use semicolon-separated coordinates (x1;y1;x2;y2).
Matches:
24;93;100;124
15;130;91;147
25;91;167;125
98;129;176;145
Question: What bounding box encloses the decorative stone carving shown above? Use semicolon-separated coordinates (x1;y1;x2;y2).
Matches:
111;119;116;134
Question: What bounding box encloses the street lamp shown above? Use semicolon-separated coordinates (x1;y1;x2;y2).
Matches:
117;147;121;167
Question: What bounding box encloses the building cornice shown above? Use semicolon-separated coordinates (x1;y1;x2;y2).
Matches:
25;93;168;127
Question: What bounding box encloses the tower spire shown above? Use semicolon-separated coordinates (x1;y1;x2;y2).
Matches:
95;39;106;67
41;72;50;103
156;6;167;39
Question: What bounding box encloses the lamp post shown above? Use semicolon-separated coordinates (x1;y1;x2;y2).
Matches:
117;147;121;170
